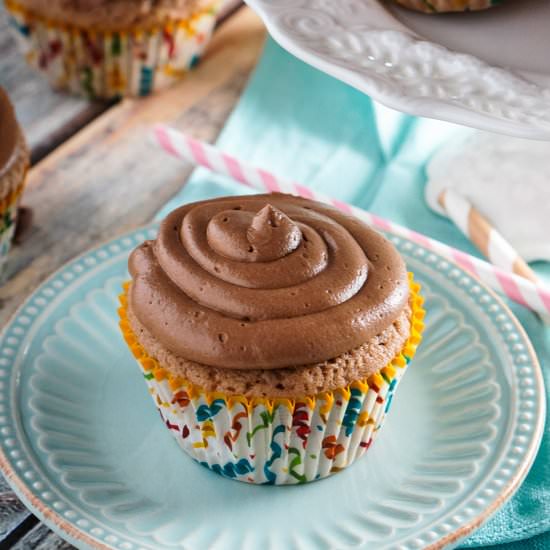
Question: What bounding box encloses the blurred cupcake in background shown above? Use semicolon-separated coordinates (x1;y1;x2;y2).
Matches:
5;0;222;99
119;194;425;484
392;0;503;13
0;88;29;275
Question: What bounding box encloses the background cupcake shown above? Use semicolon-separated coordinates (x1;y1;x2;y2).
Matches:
119;194;424;484
0;88;29;275
392;0;503;13
5;0;221;99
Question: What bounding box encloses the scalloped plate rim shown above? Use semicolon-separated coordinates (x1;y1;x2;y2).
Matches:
0;222;545;550
245;0;550;140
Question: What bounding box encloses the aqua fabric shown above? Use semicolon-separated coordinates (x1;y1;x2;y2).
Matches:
157;38;549;548
482;531;550;550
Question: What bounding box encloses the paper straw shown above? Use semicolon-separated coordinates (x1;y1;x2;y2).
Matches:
438;189;539;284
153;124;550;319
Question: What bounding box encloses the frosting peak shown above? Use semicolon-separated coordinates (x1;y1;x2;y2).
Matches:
206;204;302;263
246;204;302;261
128;194;409;369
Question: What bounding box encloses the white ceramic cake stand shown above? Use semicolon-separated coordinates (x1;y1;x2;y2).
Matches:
245;0;550;140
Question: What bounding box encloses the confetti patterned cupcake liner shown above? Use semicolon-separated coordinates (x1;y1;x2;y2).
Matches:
0;129;28;278
0;179;25;276
5;0;220;99
118;274;424;484
393;0;503;13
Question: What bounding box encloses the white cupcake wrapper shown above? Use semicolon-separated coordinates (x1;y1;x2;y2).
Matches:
0;202;18;276
6;2;218;98
0;168;26;277
0;192;20;282
147;370;403;484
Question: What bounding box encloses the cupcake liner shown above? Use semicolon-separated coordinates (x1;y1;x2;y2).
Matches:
0;179;26;275
118;274;425;484
393;0;500;13
5;0;220;99
0;130;29;277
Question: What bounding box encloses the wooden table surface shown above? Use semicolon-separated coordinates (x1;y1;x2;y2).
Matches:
0;4;266;547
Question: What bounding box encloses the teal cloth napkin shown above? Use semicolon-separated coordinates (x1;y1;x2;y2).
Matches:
157;38;550;548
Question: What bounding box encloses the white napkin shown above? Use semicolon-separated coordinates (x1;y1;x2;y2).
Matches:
425;133;550;262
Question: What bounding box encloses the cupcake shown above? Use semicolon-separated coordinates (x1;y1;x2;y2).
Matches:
5;0;221;99
118;194;424;484
392;0;503;13
0;88;29;274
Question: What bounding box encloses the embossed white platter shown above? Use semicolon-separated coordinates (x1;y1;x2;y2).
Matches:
245;0;550;140
0;223;545;549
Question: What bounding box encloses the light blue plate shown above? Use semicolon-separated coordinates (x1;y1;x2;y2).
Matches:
0;224;545;550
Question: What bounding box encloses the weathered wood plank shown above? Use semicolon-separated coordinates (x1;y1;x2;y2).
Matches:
0;474;31;544
0;6;265;547
12;522;73;550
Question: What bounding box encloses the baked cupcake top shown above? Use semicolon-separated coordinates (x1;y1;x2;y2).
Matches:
129;194;409;370
392;0;499;13
14;0;212;30
0;88;19;182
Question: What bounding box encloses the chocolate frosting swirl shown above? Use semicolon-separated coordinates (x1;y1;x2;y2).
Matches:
129;194;409;369
0;88;19;180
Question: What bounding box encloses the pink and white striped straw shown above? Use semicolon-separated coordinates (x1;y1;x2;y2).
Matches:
154;124;550;319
